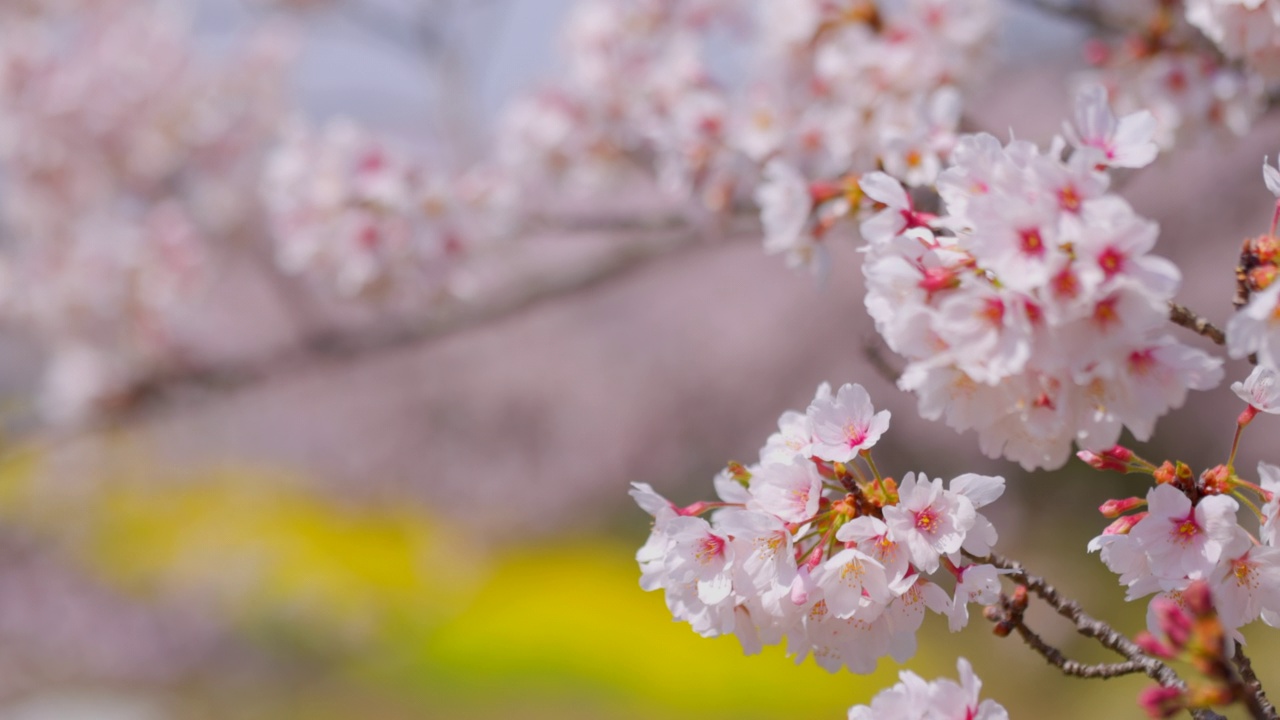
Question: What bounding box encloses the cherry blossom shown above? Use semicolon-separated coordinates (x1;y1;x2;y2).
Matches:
862;86;1222;470
633;381;1006;674
1233;365;1280;413
847;658;1008;720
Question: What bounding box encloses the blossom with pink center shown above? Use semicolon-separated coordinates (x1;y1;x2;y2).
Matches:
942;563;1003;632
808;382;891;463
1065;83;1159;169
1130;484;1240;582
931;657;1010;720
837;516;913;594
848;657;1008;720
715;509;797;595
664;516;735;606
1233;365;1280;413
817;548;891;620
1211;529;1280;631
882;472;976;574
747;457;824;523
859;172;931;245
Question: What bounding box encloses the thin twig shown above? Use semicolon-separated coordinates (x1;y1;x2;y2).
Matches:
1168;302;1227;345
973;552;1238;719
970;552;1184;684
1234;645;1279;720
1011;618;1147;680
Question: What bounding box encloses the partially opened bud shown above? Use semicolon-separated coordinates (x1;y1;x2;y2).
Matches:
1102;512;1146;535
1099;496;1146;518
1138;686;1185;719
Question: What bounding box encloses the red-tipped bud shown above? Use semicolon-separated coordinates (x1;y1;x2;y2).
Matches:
678;501;713;517
1184;580;1215;618
1105;445;1135;462
1079;450;1118;472
1099;496;1146;518
1200;465;1231;496
1010;585;1029;612
803;543;824;571
1102;512;1147;535
1080;445;1136;472
1153;461;1176;485
727;461;752;483
1152;598;1193;649
1134;631;1177;659
919;266;961;296
812;457;838;480
1138;686;1186;719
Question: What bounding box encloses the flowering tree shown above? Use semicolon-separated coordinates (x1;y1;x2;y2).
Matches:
5;0;1280;717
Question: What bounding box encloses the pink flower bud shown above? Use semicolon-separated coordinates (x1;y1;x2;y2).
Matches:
1152;598;1193;649
678;501;712;517
1138;686;1185;719
1134;631;1176;659
1078;449;1127;472
1102;513;1146;535
1184;580;1215;618
1099;496;1145;518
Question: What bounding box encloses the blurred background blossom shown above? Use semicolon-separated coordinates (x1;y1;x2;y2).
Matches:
0;1;1277;718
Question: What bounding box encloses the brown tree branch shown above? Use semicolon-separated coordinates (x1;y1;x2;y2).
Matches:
1234;645;1279;720
1168;302;1227;345
971;551;1245;720
87;219;733;429
1009;617;1147;680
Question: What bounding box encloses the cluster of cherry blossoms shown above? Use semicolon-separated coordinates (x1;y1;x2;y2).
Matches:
847;657;1008;720
857;84;1223;470
263;119;516;300
1088;453;1280;651
1084;0;1266;148
748;0;995;185
1184;0;1280;79
0;1;291;422
633;382;1007;674
498;0;744;208
748;0;996;275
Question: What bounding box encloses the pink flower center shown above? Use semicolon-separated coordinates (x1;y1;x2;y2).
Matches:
1098;247;1125;277
1018;227;1045;257
844;422;868;449
1170;513;1201;546
915;507;940;533
696;535;726;564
